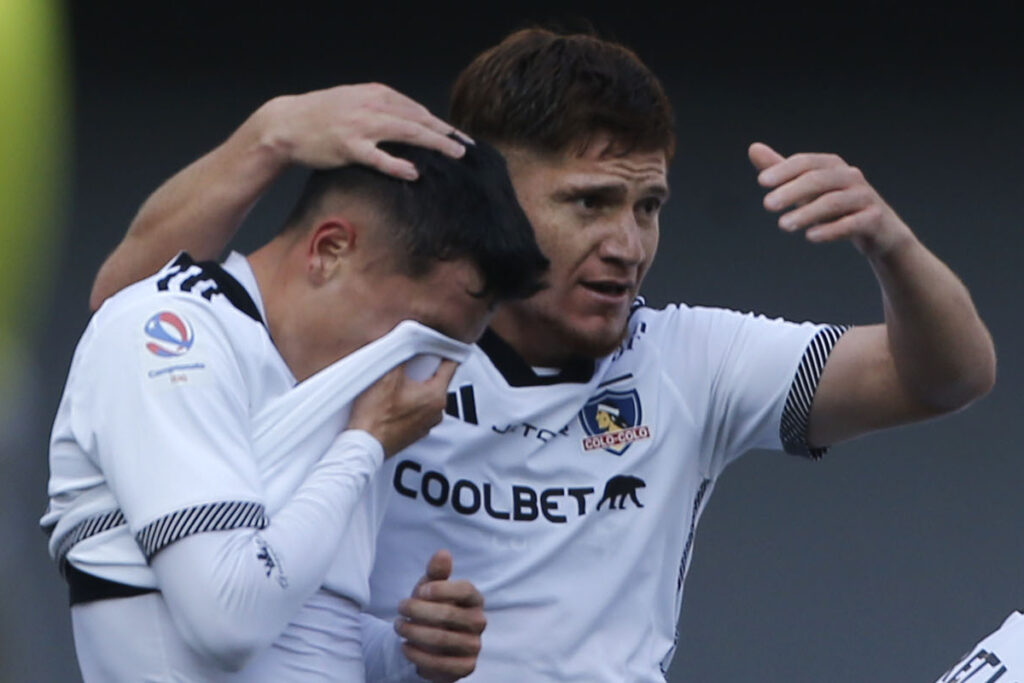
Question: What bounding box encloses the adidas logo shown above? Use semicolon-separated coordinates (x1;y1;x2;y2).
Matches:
445;384;478;425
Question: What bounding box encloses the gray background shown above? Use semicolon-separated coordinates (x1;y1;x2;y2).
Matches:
2;2;1020;681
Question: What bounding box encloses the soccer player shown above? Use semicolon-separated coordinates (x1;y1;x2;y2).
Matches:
88;29;996;681
43;140;548;681
935;612;1023;682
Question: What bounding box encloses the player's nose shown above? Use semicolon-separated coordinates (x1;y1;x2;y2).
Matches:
599;213;645;267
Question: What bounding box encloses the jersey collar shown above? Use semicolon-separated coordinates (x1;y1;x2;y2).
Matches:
476;329;595;387
158;251;264;324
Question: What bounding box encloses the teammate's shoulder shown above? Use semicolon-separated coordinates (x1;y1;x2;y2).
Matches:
85;253;266;355
151;252;263;322
627;298;727;327
97;252;262;323
624;299;797;353
631;298;805;328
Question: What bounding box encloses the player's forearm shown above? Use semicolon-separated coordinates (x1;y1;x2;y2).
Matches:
152;430;383;670
868;233;995;412
89;99;290;311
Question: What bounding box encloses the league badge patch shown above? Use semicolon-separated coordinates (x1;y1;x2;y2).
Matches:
144;310;194;357
578;389;652;455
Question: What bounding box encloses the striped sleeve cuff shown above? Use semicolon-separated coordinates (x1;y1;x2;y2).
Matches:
780;325;851;459
135;501;269;561
54;510;128;570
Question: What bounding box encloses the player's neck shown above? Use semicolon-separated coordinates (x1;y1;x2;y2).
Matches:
490;307;574;368
248;241;366;382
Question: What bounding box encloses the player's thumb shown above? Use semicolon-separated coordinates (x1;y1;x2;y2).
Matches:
425;548;453;582
748;142;785;173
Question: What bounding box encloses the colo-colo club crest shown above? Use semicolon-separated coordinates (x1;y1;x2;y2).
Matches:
578;389;652;455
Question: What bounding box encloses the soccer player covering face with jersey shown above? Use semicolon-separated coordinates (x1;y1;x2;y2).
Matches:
43;141;548;682
88;29;995;682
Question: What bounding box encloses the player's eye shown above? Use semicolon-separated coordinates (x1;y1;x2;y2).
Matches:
637;197;662;216
576;193;603;211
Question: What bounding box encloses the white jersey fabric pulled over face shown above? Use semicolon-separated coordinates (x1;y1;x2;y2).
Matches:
935;611;1024;683
42;252;469;681
367;301;847;682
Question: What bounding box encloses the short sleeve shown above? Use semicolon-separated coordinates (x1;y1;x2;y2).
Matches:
777;324;849;458
648;305;848;477
78;297;267;560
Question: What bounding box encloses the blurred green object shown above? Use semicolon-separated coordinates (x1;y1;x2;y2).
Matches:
0;0;68;402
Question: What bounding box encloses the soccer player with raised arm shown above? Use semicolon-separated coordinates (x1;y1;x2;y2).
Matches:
43;140;548;681
88;29;995;681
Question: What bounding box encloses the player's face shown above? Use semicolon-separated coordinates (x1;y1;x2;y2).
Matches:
363;257;494;344
493;136;668;364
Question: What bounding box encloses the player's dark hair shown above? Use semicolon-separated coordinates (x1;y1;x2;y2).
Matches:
450;28;675;159
283;138;549;302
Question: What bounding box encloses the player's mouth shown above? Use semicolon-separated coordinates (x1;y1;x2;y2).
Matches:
579;279;633;302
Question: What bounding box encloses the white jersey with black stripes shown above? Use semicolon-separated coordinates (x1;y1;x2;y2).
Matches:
42;251;468;681
366;301;847;682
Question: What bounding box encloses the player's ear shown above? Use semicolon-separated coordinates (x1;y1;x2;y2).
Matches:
306;217;357;285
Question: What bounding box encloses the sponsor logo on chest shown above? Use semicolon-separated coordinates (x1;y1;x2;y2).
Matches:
392;384;657;522
393;460;647;524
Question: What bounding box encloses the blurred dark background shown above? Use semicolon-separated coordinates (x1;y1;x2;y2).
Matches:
2;2;1020;681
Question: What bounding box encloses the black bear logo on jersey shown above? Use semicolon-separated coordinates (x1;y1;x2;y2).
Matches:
596;475;646;510
578;389;651;455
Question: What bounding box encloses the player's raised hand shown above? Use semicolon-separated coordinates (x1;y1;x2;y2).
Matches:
257;83;472;180
395;550;486;682
348;359;459;458
748;142;915;257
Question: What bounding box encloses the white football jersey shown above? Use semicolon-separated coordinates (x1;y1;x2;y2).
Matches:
42;251;469;681
936;611;1024;683
43;251;296;590
43;251;467;602
369;300;846;681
